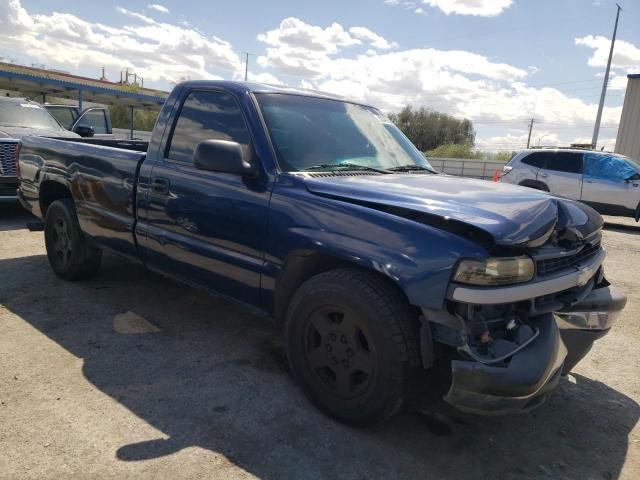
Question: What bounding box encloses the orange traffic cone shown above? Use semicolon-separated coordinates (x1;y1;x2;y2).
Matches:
492;169;499;182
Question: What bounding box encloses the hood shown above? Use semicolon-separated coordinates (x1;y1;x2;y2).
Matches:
302;173;603;248
0;126;80;139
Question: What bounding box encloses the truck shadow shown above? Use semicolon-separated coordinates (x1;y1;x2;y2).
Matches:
0;202;38;232
1;253;638;480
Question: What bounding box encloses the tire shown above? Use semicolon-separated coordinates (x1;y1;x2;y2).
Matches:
44;199;102;280
285;268;420;426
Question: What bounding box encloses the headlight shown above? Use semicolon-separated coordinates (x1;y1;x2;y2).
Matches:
453;256;534;286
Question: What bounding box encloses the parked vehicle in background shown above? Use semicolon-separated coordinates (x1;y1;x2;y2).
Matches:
17;81;626;425
0;97;79;201
501;148;640;220
44;104;115;139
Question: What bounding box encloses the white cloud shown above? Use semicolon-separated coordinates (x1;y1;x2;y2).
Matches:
257;17;360;53
257;18;399;77
247;71;283;85
147;4;170;14
422;0;512;16
576;35;640;70
0;0;242;84
349;27;397;50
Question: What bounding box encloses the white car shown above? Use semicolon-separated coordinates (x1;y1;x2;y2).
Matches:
500;148;640;220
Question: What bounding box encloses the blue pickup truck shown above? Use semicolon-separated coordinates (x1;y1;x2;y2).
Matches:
17;81;626;425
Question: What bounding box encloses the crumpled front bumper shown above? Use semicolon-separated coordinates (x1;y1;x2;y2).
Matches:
444;285;626;415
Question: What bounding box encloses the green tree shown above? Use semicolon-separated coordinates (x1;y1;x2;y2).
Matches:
388;106;476;151
109;104;159;131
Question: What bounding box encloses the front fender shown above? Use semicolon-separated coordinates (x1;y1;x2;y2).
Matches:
265;179;488;309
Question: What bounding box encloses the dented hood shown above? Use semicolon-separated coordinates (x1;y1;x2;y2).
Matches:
303;174;603;247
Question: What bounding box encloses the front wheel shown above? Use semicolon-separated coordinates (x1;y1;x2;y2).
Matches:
44;199;102;280
285;268;420;426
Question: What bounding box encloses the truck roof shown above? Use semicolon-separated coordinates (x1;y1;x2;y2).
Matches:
177;80;367;106
0;96;39;104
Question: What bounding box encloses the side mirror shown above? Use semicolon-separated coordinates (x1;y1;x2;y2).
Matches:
193;140;257;177
74;125;95;137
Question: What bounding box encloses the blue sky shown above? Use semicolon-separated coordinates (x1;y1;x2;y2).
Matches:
2;0;639;149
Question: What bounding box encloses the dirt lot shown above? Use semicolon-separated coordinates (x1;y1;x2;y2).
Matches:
1;203;638;480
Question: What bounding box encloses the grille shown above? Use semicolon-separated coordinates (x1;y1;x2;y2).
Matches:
537;241;601;276
0;142;18;177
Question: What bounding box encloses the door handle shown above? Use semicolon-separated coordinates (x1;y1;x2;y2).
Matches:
540;173;549;178
585;179;593;183
151;177;170;195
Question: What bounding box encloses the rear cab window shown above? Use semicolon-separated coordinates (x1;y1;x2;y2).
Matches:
166;90;251;163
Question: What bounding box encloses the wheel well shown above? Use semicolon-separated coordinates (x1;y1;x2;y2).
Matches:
40;181;72;216
519;179;549;191
272;251;418;324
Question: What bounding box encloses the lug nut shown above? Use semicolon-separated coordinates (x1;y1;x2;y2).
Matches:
330;333;337;342
340;335;347;344
325;344;333;352
346;348;353;357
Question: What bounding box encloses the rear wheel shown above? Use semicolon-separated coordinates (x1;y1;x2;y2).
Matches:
285;268;419;426
44;199;102;280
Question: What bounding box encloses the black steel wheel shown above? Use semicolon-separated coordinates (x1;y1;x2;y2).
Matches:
285;268;420;426
50;215;73;269
44;199;102;280
303;305;377;400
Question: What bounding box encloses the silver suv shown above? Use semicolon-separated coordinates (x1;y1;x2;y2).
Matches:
500;148;640;220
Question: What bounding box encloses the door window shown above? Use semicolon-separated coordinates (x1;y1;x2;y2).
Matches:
545;152;582;174
584;153;638;181
167;91;250;163
48;107;76;129
77;109;109;134
521;152;546;168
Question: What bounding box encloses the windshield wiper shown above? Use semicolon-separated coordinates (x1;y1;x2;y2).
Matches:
386;164;436;173
301;163;390;174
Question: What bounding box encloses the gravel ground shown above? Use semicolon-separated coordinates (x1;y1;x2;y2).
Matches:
1;203;638;480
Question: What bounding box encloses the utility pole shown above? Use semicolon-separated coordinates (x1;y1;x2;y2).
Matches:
244;52;249;81
592;3;622;149
526;118;535;148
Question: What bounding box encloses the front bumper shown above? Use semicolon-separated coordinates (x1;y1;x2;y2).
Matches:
443;285;626;415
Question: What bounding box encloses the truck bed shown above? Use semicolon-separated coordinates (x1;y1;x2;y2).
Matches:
18;136;148;260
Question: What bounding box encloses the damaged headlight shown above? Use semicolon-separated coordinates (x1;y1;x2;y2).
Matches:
453;256;534;286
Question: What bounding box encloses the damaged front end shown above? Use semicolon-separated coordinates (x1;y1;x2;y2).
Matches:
422;201;627;415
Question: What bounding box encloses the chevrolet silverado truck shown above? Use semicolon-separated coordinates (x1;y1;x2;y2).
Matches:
18;81;627;426
0;97;81;201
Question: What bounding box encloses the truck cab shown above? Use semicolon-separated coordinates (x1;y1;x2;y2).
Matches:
1;97;79;201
